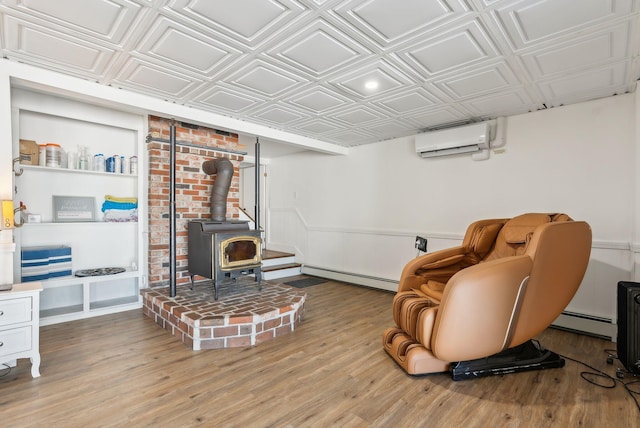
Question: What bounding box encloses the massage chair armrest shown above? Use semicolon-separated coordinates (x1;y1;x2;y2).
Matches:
396;218;507;294
397;246;471;293
430;255;534;362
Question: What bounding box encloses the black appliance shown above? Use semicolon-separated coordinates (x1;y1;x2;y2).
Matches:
617;281;640;374
188;219;261;300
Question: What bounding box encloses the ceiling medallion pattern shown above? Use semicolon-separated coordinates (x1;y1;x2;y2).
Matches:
1;0;638;148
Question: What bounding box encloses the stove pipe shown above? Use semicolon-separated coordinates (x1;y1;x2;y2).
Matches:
202;157;233;221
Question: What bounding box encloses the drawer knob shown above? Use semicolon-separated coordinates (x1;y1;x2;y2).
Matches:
0;310;3;316
0;341;3;347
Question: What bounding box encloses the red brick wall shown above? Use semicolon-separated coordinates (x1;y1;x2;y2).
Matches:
147;116;243;286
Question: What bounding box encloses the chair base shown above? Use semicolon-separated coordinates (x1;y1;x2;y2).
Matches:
450;340;565;381
382;327;450;375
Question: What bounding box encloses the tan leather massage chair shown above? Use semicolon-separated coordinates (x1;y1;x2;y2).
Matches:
383;213;592;380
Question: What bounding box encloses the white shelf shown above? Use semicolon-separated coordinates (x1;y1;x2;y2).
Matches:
39;295;140;318
40;300;141;326
22;221;137;227
36;270;141;288
90;295;139;310
18;164;137;177
40;304;83;318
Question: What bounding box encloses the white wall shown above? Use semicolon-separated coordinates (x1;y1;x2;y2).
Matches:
266;93;637;333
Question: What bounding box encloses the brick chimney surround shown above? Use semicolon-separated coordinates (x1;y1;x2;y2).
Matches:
143;116;307;349
147;115;243;288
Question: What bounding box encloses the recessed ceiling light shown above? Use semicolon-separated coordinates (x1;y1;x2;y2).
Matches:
365;80;379;90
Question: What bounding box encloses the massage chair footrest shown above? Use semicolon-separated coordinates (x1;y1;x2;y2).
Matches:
450;340;564;381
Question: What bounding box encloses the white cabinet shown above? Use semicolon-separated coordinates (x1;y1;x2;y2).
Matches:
0;282;42;378
11;89;147;325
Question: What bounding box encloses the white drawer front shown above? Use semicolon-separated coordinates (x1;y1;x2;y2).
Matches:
0;326;32;357
0;297;32;327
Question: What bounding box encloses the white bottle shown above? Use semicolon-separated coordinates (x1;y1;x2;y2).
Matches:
78;145;89;170
67;151;77;169
94;154;105;172
38;145;46;166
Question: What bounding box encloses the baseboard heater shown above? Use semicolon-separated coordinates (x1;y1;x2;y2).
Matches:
552;311;616;341
301;265;397;292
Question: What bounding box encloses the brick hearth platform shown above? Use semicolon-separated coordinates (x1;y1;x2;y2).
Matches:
141;278;306;350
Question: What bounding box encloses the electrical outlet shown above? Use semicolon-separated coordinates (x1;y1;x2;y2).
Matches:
415;236;428;252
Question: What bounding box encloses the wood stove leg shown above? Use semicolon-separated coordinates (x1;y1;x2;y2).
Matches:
256;269;262;291
214;279;219;301
189;274;195;290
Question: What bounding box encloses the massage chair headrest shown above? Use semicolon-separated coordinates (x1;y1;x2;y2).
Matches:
478;213;572;261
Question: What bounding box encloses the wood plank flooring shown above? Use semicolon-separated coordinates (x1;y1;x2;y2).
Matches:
1;280;638;427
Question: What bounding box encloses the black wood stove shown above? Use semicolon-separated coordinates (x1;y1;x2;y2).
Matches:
188;219;262;300
187;157;262;300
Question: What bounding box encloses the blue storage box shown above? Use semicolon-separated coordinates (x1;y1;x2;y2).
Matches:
21;245;72;282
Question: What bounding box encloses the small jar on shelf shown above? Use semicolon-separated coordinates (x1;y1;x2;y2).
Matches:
45;143;62;168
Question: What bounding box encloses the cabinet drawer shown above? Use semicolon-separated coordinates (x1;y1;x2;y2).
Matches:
0;326;32;357
0;297;32;326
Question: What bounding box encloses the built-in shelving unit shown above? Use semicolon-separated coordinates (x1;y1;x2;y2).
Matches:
11;88;147;325
38;270;140;324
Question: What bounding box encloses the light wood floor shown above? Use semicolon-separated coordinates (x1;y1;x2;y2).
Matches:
1;280;638;427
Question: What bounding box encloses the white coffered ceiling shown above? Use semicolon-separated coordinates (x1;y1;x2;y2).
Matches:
1;0;639;151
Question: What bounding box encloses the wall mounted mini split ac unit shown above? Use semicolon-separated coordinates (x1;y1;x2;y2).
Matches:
414;118;505;160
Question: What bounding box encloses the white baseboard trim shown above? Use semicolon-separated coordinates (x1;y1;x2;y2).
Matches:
302;265;397;292
552;312;616;341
